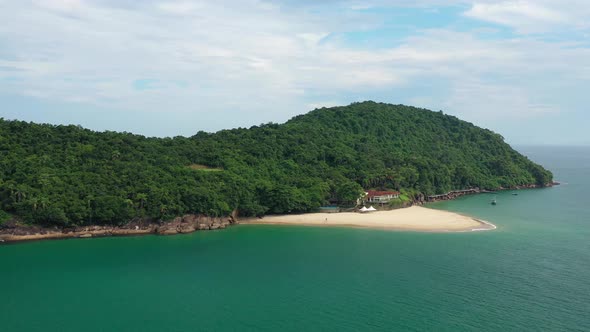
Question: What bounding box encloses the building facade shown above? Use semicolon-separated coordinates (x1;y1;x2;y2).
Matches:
365;190;400;203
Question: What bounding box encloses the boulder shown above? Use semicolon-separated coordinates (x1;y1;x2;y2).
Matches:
179;224;196;233
156;226;178;235
182;215;197;223
163;228;179;235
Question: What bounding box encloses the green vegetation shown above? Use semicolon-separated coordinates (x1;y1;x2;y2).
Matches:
388;194;412;209
0;102;552;226
187;164;223;172
0;210;9;225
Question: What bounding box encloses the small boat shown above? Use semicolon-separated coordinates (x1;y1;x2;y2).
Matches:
512;193;518;196
491;196;497;205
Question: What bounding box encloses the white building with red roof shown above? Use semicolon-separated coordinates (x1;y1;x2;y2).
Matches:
365;190;400;203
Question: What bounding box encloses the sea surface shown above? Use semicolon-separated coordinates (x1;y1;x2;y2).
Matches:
1;146;589;331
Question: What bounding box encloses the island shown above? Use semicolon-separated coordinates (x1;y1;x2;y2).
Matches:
0;101;552;242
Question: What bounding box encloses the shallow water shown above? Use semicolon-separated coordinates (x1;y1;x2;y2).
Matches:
1;146;589;331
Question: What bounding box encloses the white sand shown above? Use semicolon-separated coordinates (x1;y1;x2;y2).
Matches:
243;206;495;232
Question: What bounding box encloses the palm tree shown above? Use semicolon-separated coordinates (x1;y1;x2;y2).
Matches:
86;195;95;224
29;197;39;211
136;193;148;210
111;150;121;160
13;184;28;204
38;196;49;210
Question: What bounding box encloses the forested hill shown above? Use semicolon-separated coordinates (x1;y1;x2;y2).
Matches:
0;101;552;226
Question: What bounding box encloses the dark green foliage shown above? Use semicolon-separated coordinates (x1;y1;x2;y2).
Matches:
0;209;9;225
388;194;412;209
334;180;364;205
0;102;552;226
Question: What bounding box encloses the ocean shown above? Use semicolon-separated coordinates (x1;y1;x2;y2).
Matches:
1;146;589;331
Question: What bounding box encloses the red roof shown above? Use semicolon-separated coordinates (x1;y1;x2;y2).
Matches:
366;190;400;198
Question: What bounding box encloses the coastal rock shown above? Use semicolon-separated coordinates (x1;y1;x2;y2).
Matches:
231;216;240;225
156;225;178;235
179;224;196;233
0;211;239;243
182;215;198;223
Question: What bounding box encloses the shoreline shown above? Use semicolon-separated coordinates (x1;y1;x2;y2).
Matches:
0;215;237;244
242;206;496;232
0;228;155;244
6;184;549;244
0;206;495;244
424;182;558;203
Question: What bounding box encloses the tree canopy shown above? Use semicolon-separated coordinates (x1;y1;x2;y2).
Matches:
0;102;553;226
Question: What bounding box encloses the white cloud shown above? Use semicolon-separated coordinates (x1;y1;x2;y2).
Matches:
467;1;565;24
0;0;589;138
445;79;558;119
465;0;590;33
156;1;203;15
36;0;83;12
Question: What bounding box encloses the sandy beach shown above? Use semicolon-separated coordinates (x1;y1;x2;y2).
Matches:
243;206;495;232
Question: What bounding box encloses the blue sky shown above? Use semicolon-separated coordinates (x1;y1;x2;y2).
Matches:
1;0;589;145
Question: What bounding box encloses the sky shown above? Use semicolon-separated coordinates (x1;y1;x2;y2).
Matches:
0;0;589;145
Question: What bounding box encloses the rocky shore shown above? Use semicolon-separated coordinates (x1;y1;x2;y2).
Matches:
0;213;239;244
423;182;558;203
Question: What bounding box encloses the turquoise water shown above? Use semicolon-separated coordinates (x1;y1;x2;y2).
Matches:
1;146;589;331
